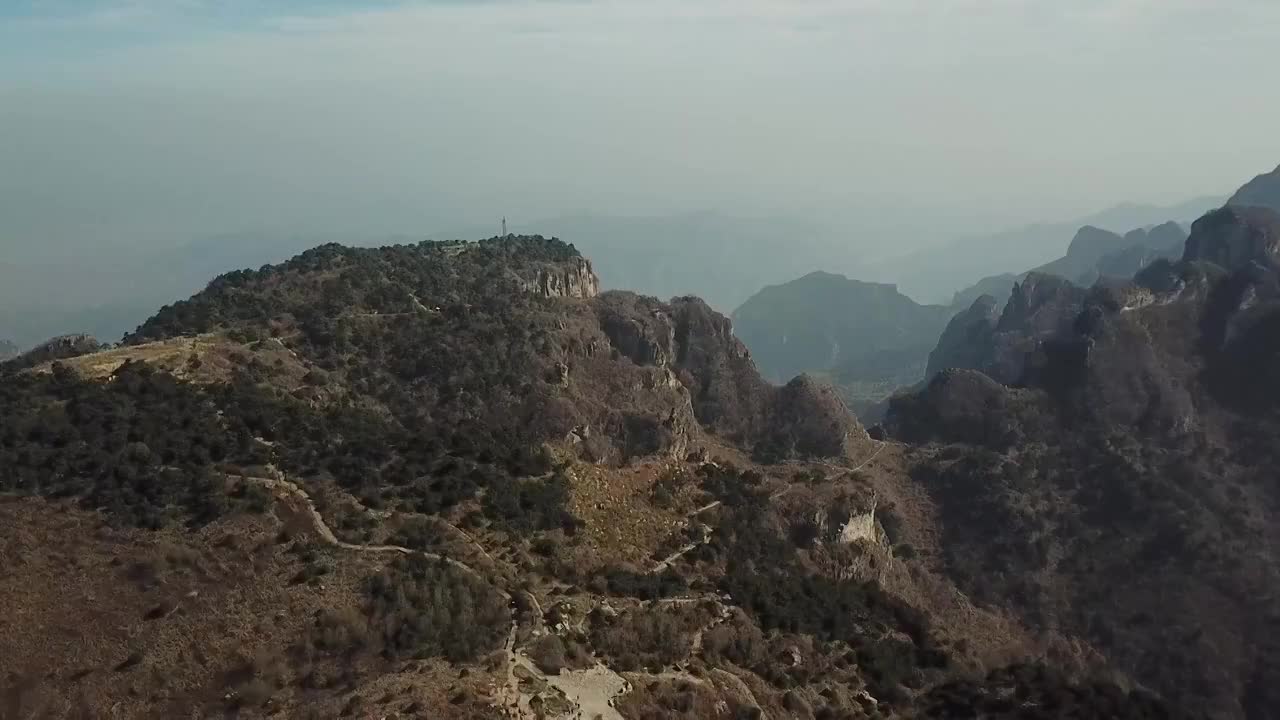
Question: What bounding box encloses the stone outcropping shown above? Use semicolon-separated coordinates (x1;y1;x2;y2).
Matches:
924;274;1088;386
1183;206;1280;271
593;291;862;461
519;257;601;299
4;334;102;371
926;295;999;380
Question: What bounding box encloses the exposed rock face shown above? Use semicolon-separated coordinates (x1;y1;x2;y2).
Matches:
925;274;1088;386
1183;206;1280;271
4;334;102;371
926;295;999;380
595;291;861;460
1227;162;1280;212
518;256;601;299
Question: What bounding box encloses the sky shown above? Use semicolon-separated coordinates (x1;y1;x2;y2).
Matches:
2;0;1278;262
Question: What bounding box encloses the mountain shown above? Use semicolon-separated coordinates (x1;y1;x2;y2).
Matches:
0;338;17;361
950;221;1188;313
1228;163;1280;212
889;204;1280;718
0;232;407;348
875;196;1222;304
434;212;861;313
731;271;955;414
2;234;1197;719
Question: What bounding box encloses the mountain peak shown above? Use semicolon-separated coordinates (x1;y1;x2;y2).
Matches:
1183;205;1280;271
1227;162;1280;212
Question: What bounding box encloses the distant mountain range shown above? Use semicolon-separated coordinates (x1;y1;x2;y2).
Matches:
949;221;1188;311
872;195;1223;304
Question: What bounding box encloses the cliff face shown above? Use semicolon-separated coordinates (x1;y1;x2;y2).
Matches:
517;256;601;299
1183;205;1280;271
887;205;1280;717
923;274;1088;385
926;295;999;380
596;291;861;461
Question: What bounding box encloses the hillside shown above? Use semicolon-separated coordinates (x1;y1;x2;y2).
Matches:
731;272;954;415
5;232;1260;719
888;205;1280;718
0;338;17;361
7;235;1130;720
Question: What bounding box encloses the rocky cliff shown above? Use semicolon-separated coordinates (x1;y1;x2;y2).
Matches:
516;255;601;299
1183;205;1280;271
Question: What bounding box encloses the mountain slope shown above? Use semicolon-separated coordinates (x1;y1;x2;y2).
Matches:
4;234;1200;719
731;272;954;413
1228;163;1280;212
887;205;1280;718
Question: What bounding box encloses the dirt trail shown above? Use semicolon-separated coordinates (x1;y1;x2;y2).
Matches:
650;479;814;574
247;476;507;598
253;474;635;719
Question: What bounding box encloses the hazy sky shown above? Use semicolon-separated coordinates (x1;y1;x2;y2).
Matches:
2;0;1277;260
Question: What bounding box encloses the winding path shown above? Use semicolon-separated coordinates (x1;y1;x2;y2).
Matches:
246;475;505;595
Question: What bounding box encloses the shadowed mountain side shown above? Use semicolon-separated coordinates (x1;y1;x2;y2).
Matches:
883;204;1280;718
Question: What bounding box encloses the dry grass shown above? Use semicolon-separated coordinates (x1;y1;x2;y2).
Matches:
561;460;698;571
26;333;314;389
0;496;503;720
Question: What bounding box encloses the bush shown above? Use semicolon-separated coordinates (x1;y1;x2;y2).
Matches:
364;555;509;662
529;635;567;674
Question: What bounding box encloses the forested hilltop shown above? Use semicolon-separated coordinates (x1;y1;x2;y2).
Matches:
4;228;1268;718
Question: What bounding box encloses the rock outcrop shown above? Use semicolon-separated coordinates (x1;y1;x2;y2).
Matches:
926;295;999;380
596;291;861;460
1182;205;1280;271
3;333;102;371
518;256;601;299
924;274;1088;386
